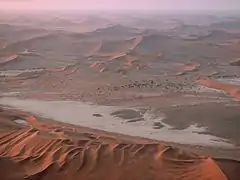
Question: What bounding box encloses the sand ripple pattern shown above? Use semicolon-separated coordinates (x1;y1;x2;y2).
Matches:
0;109;230;180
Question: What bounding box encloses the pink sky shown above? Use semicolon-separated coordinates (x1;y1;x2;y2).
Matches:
0;0;239;11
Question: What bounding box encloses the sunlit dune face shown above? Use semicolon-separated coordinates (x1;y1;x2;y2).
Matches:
198;79;240;101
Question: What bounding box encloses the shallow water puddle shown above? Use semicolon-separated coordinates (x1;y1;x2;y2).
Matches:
0;97;234;148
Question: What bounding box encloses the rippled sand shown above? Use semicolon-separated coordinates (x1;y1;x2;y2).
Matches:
0;107;237;180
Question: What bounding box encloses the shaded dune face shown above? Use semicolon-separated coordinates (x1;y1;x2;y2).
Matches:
214;159;240;180
0;108;234;180
134;34;172;53
230;59;240;66
96;37;141;54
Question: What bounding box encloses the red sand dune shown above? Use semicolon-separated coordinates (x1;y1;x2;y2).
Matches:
95;37;141;55
99;67;106;73
0;54;19;65
125;56;137;67
65;67;77;75
48;66;77;75
176;63;199;76
90;61;106;73
90;61;101;69
182;64;199;72
123;55;146;70
198;79;240;101
48;66;67;72
0;108;238;180
230;59;240;66
89;54;144;73
109;53;127;61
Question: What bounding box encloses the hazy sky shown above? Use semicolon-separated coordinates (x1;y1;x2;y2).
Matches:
0;0;240;11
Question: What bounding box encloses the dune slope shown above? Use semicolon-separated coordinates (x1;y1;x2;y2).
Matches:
0;107;237;180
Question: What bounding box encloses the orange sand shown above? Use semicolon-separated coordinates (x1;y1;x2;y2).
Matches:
198;79;240;101
176;64;199;76
0;107;238;180
0;54;19;65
